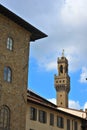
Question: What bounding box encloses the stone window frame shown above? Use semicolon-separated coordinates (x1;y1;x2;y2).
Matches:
60;65;63;73
57;116;64;128
30;107;37;121
50;113;54;126
39;110;47;123
4;66;12;83
0;105;10;130
7;37;13;51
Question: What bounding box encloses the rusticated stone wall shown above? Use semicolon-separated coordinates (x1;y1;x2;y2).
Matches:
0;14;30;130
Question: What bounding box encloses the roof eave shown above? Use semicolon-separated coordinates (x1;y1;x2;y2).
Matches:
0;4;47;41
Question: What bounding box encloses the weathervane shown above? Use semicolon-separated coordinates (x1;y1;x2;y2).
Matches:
62;49;64;57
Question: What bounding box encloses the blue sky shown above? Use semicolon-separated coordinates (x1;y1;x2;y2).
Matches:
1;0;87;110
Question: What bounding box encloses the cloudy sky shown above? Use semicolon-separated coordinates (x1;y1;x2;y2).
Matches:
1;0;87;110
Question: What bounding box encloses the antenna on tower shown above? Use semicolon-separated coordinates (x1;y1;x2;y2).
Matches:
62;49;64;57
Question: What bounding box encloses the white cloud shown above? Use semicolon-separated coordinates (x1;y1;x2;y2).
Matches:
79;67;87;83
69;100;81;110
48;98;87;111
83;102;87;110
61;0;87;26
29;0;87;73
43;61;57;71
48;98;56;105
48;98;81;110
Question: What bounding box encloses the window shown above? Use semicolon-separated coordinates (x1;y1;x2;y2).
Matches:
7;37;13;50
61;102;62;105
4;67;12;82
50;113;54;126
59;80;61;83
0;105;10;130
74;121;78;130
39;110;47;123
63;80;65;83
57;116;64;128
30;107;37;121
60;65;63;73
67;119;70;130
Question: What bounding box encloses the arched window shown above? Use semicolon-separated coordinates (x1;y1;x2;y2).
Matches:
7;37;13;50
0;105;10;130
4;67;12;82
60;65;63;73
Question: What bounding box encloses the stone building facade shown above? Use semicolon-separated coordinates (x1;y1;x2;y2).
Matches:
27;90;87;130
0;4;47;130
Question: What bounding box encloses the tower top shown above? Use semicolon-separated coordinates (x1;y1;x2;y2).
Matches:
62;49;64;57
58;50;68;64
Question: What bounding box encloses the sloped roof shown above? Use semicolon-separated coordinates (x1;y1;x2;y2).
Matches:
27;90;87;120
27;90;57;109
0;4;47;41
58;107;86;119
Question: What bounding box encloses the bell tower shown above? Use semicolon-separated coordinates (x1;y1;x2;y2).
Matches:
54;50;70;108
